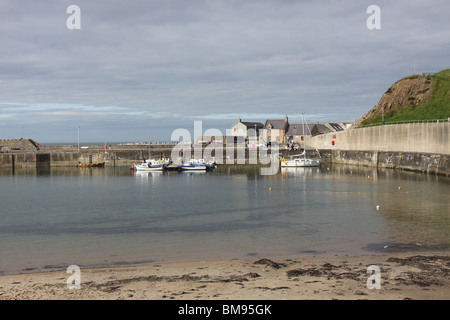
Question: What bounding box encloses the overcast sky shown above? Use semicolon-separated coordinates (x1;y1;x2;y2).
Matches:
0;0;449;143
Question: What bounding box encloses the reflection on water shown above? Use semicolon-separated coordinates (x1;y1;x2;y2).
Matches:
280;166;322;178
0;164;448;274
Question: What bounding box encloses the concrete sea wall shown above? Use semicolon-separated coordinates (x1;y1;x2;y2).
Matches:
309;122;449;154
310;122;449;175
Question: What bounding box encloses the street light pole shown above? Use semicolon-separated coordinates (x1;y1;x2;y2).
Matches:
77;126;80;153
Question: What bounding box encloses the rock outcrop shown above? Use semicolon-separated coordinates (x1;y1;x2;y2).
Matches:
353;76;433;127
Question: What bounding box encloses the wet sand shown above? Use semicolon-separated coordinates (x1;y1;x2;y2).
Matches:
0;252;448;300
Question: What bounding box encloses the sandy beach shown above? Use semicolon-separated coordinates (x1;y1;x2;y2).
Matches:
0;251;448;300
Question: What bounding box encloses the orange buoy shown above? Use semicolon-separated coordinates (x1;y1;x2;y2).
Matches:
398;186;401;190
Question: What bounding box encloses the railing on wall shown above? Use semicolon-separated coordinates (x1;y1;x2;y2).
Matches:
354;118;450;129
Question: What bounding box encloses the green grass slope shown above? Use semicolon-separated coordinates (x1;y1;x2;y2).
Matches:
361;69;450;126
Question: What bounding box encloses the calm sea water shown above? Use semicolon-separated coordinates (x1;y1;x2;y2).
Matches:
0;165;448;274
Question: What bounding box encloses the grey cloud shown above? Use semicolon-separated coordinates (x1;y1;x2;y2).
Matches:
0;0;449;142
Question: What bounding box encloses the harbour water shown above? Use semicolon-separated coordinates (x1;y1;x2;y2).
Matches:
0;165;448;275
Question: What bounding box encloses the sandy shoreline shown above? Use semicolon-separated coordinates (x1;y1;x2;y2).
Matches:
0;251;448;300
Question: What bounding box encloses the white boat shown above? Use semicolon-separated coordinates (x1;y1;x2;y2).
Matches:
132;131;168;172
281;113;321;168
177;159;213;171
133;163;166;171
133;159;166;171
281;157;321;167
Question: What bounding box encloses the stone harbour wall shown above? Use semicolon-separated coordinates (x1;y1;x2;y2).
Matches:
327;150;449;176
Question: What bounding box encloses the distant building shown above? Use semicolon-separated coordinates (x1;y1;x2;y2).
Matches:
286;123;316;144
262;115;290;144
231;118;264;139
311;124;333;137
230;116;350;148
324;123;350;132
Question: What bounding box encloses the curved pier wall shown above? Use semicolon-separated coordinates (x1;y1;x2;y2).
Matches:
309;123;449;175
309;122;449;154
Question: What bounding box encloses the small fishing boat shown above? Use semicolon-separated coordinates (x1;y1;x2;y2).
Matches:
132;159;166;171
131;132;170;172
130;131;169;171
177;159;211;171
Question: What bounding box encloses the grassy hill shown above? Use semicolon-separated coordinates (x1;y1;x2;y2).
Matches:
358;69;450;126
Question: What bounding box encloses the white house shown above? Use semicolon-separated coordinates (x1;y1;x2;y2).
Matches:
231;118;264;139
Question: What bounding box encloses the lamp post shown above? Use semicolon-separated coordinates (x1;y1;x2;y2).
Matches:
77;126;80;153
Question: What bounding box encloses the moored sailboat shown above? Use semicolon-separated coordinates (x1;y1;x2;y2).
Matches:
281;113;321;168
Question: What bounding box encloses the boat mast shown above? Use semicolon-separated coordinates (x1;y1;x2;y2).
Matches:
148;130;151;160
302;113;306;160
303;113;321;159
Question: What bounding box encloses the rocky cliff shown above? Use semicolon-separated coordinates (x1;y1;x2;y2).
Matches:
353;75;433;127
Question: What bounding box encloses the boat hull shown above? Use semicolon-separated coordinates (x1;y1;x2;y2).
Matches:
281;159;321;167
133;164;165;171
178;164;208;171
177;159;215;171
